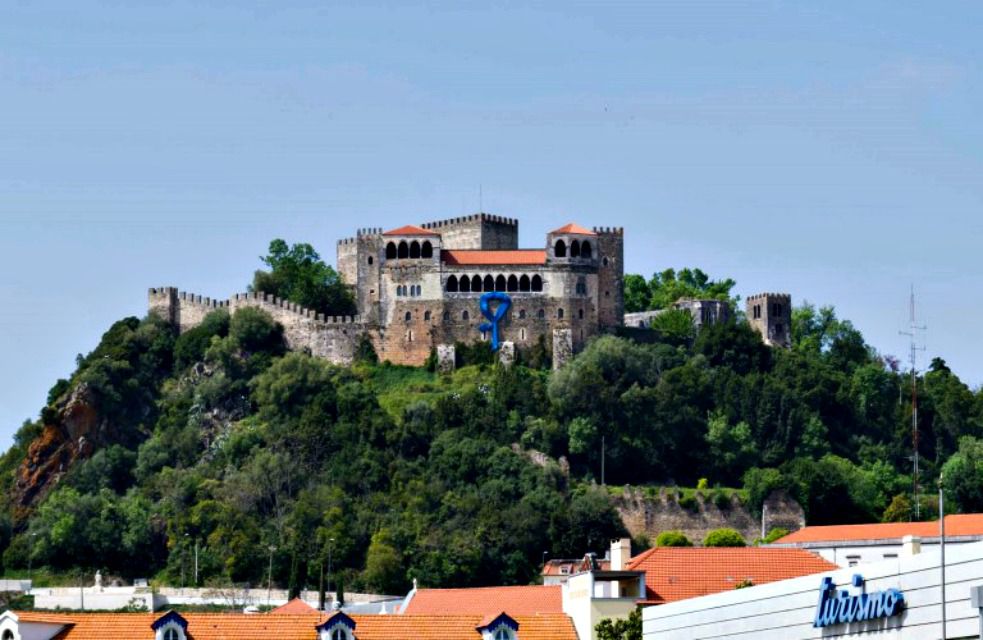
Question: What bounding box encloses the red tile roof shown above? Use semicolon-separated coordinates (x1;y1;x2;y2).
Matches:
441;250;547;266
541;558;609;576
774;514;983;544
402;585;563;616
382;225;440;236
15;611;577;640
625;547;837;604
273;598;317;614
549;223;596;236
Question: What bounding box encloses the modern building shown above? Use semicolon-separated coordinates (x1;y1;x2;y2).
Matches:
643;537;983;640
770;514;983;567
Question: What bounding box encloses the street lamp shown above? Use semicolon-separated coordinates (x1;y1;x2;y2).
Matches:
267;545;277;608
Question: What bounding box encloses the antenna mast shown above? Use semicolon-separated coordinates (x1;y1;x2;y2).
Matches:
899;285;926;519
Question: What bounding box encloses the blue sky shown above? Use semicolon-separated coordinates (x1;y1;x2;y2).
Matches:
1;1;981;444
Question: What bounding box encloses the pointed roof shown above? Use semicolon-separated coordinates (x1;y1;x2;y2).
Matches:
382;224;439;236
441;249;546;266
401;585;562;616
273;597;317;614
549;223;596;236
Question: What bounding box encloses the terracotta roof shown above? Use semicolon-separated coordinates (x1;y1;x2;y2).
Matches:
549;223;596;236
625;547;837;604
774;514;983;544
382;224;440;236
402;585;562;616
273;597;317;614
441;250;547;266
541;558;610;576
16;611;577;640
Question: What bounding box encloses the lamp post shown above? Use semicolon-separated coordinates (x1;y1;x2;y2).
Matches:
940;473;947;640
267;545;277;609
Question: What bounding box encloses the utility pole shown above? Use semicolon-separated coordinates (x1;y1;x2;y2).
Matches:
28;532;37;585
327;538;335;607
899;286;926;519
194;539;199;587
267;545;276;608
940;473;947;640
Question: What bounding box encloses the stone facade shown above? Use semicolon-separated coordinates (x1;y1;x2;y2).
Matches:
746;292;792;348
149;214;625;369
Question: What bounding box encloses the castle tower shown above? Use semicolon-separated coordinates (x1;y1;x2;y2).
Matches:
593;227;624;329
746;293;792;348
420;213;518;250
148;287;178;325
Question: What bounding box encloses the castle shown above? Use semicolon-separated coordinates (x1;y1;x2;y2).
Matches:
149;213;790;368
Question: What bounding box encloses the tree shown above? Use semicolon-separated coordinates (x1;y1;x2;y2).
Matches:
251;239;356;316
655;531;692;547
703;528;746;547
706;413;757;484
595;607;642;640
364;530;405;594
761;528;789;544
622;268;736;312
942;437;983;512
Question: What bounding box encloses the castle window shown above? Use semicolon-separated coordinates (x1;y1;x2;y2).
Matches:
570;239;581;258
471;275;482;292
463;310;470;321
397;241;409;259
507;275;518;292
774;323;784;336
410;240;421;259
415;285;422;296
753;304;761;319
575;277;587;295
424;310;431;321
443;311;450;321
519;309;526;319
368;256;374;265
483;275;494;292
447;276;459;292
495;275;506;292
520;328;526;340
538;309;545;319
557;308;564;319
519;275;530;292
460;276;471;293
386;243;397;260
396;285;402;297
581;241;592;259
405;311;412;322
554;239;567;258
578;308;584;319
531;275;543;292
605;290;609;297
422;241;433;259
772;303;782;316
602;256;608;266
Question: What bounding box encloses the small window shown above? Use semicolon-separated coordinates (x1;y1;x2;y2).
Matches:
4;631;16;640
557;308;564;319
602;257;608;266
443;311;450;321
774;323;784;335
405;311;412;322
520;328;527;340
581;241;592;259
332;628;349;640
410;240;421;259
519;309;526;319
164;629;181;640
398;241;409;259
554;239;567;258
531;275;543;292
578;308;584;319
846;555;860;568
421;241;433;259
538;309;545;319
494;628;513;640
424;310;431;321
386;242;397;259
883;553;898;560
367;256;374;265
463;310;470;321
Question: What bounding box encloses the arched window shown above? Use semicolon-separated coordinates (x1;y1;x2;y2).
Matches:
494;628;513;640
414;285;421;296
471;275;482;292
410;240;421;259
554;239;567;257
602;256;609;266
463;310;470;320
421;241;433;258
558;308;564;319
332;628;350;640
537;309;545;319
531;275;543;292
2;632;13;640
460;276;471;292
507;275;518;292
520;328;526;340
405;311;412;322
397;241;409;259
483;275;494;292
581;241;592;259
368;255;374;265
578;308;584;319
424;310;431;321
519;309;526;319
519;275;530;292
447;275;459;292
443;311;450;321
570;239;580;258
163;629;182;640
396;285;402;297
495;275;506;291
576;277;587;295
386;242;397;259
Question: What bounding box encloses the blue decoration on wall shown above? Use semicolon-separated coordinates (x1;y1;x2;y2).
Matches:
813;575;905;628
478;291;512;351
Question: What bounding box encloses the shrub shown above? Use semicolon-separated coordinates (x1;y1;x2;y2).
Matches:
703;528;746;547
655;531;693;547
762;527;790;544
678;494;699;513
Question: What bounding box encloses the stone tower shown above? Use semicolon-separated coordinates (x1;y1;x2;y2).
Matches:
746;293;792;348
594;227;624;329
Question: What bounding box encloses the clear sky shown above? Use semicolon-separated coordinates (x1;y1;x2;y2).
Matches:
1;1;981;445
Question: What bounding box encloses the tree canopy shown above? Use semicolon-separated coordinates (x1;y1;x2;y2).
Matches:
250;239;356;316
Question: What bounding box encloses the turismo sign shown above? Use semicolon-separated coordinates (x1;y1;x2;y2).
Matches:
813;575;905;628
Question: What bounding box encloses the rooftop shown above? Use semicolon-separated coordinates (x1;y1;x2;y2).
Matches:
382;224;440;236
625;547;837;604
441;249;547;266
549;223;596;236
401;585;562;616
774;514;983;544
272;598;317;614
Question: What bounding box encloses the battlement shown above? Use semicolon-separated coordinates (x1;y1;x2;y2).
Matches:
592;226;624;235
746;292;791;302
420;213;518;229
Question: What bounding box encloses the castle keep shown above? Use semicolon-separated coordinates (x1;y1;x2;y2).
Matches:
150;214;625;368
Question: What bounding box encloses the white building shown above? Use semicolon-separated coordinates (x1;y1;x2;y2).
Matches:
771;514;983;567
643;537;983;640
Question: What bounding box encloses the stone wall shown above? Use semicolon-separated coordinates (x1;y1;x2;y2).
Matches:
746;292;792;348
615;487;804;545
419;213;519;250
594;227;624;329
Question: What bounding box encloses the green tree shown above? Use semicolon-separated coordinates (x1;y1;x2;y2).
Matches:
364;530;405;594
595;607;642;640
251;239;356;316
761;528;789;544
942;437;983;512
703;528;746;547
706;413;757;484
655;531;692;547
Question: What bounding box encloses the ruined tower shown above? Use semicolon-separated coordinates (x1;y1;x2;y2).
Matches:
746;293;792;348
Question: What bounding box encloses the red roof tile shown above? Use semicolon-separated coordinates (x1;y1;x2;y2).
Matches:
382;225;440;236
775;514;983;544
273;598;317;614
15;611;577;640
402;585;562;616
625;547;837;604
441;250;547;266
549;223;596;236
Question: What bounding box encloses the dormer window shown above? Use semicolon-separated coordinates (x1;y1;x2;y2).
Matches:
152;611;188;640
494;629;515;640
477;612;519;640
317;611;357;640
331;628;351;640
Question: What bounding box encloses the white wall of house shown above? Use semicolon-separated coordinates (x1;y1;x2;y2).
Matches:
643;539;983;640
772;535;983;568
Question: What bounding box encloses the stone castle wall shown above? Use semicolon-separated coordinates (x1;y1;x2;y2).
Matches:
420;213;518;250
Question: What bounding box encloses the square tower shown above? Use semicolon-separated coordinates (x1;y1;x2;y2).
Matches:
746;293;792;348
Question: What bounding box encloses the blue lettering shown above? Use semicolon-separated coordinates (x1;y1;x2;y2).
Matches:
813;576;905;628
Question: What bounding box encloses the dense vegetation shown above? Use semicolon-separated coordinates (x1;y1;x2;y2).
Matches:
0;257;981;598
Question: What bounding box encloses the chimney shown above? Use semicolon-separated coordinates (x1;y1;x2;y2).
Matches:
901;535;922;557
610;538;631;570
